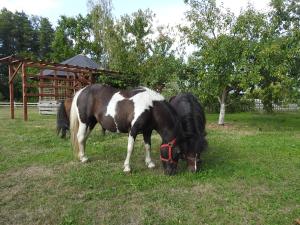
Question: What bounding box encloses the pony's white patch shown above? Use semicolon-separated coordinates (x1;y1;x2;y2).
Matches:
106;92;125;131
130;87;164;126
106;92;125;117
105;87;164;129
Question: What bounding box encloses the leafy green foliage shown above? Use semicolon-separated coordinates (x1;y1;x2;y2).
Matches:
0;0;299;110
181;0;300;121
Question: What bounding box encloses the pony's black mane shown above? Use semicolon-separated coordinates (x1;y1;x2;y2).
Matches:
181;94;206;135
170;93;207;154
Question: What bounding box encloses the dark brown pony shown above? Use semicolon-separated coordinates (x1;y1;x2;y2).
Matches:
56;98;73;138
70;84;186;175
169;93;207;172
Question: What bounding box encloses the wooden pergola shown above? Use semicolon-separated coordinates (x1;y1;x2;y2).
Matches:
0;55;120;121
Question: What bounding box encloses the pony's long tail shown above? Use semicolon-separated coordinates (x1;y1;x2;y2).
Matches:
56;100;69;138
70;91;81;159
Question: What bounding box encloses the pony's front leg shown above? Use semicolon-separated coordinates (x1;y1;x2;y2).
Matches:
123;133;135;172
143;132;155;169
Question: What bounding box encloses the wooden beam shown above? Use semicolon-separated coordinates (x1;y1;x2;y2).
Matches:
77;74;90;85
26;93;73;97
0;55;14;63
32;75;77;82
0;55;121;76
9;62;22;83
25;83;76;90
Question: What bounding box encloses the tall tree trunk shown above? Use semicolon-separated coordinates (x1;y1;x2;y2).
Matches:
218;88;227;125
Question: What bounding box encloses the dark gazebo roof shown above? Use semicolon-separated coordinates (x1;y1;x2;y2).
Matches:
43;54;101;76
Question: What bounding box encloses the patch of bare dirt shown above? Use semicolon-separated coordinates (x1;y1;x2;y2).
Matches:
1;165;54;179
0;165;55;208
190;183;217;195
207;122;258;135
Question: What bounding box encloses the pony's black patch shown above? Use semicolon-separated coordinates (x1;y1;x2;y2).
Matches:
115;99;134;132
119;88;145;98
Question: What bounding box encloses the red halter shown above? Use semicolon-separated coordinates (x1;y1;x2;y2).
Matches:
160;138;177;164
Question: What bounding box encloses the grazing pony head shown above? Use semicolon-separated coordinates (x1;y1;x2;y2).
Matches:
160;138;181;175
153;101;184;175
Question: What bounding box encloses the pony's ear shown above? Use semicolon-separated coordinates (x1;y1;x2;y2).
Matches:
169;96;176;102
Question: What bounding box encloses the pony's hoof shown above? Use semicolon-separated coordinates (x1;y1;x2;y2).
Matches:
80;157;89;163
146;161;155;169
123;166;131;173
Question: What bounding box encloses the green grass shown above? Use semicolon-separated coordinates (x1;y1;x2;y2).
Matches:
0;108;299;225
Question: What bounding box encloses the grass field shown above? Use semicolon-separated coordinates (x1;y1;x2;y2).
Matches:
0;107;299;225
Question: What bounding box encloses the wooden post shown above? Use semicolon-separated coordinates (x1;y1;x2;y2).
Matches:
66;73;69;99
22;63;28;121
73;73;77;94
39;70;43;102
8;65;14;119
54;70;58;100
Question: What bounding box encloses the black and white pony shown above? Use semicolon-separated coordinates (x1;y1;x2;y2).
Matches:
70;84;185;175
169;93;207;172
56;97;105;139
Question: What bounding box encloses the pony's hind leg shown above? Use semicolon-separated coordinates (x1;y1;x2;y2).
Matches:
77;120;97;163
77;122;89;163
61;127;67;138
143;132;155;169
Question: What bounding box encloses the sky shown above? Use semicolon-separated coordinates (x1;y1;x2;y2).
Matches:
1;0;271;27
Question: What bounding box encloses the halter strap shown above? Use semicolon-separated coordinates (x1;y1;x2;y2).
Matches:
160;138;177;164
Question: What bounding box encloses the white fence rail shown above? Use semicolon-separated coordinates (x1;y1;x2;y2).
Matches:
0;102;37;107
0;101;60;115
254;99;299;112
37;101;59;115
1;100;298;113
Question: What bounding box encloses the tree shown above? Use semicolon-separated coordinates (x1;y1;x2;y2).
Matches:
88;0;113;65
0;8;15;58
87;1;181;89
142;26;183;91
101;9;155;87
50;25;75;62
182;0;248;124
233;1;300;112
0;8;40;100
182;0;300;118
38;17;54;60
269;0;300;103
